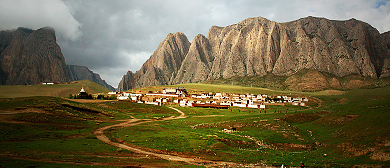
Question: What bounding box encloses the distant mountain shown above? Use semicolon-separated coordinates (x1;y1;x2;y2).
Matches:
117;70;135;92
118;16;390;91
66;65;115;91
0;27;68;85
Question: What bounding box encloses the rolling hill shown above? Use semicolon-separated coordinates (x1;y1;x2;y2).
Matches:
0;80;109;98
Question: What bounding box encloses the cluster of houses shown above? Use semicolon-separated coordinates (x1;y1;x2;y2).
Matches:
110;87;309;109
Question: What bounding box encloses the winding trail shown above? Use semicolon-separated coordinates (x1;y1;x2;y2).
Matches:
93;106;251;167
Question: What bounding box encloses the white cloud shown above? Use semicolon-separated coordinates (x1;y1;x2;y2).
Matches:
0;0;82;41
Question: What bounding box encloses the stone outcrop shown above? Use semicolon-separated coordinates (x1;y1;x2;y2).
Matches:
117;71;135;92
67;65;115;91
118;16;390;91
207;16;388;79
118;32;191;91
379;31;390;78
173;34;214;84
0;27;68;85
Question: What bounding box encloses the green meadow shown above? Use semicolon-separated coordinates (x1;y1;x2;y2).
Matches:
0;80;109;98
0;81;389;167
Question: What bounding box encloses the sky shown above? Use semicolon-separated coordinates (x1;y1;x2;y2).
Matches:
0;0;390;88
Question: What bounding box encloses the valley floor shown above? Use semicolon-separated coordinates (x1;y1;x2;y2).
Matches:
0;87;389;167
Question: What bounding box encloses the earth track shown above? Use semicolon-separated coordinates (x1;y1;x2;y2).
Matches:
94;106;270;167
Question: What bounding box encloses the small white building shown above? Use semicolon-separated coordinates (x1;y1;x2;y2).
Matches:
108;92;117;95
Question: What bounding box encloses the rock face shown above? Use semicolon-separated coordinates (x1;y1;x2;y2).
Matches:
117;71;135;92
380;31;390;78
173;34;214;84
207;16;388;79
0;27;68;85
67;65;116;91
118;16;390;91
118;32;191;91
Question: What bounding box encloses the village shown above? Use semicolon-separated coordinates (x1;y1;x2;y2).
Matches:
108;87;309;109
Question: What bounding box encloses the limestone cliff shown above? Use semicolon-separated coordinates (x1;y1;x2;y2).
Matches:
118;16;390;91
173;34;214;84
117;71;135;92
207;16;388;80
118;32;190;91
0;27;68;85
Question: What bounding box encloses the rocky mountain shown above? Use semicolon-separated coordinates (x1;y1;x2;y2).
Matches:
118;16;390;91
66;65;115;91
129;32;191;89
0;27;69;85
117;71;135;92
172;34;214;84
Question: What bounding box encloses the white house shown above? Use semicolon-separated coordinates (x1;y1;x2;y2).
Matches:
117;95;129;100
108;92;117;95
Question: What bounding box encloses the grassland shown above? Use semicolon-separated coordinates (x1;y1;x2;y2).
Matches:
0;96;194;167
118;85;390;167
201;70;390;91
0;80;109;98
0;83;389;167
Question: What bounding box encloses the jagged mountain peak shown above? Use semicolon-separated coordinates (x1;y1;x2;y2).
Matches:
172;33;214;84
118;16;390;91
0;27;68;85
125;32;191;89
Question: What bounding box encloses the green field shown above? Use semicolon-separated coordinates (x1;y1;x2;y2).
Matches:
0;96;192;167
0;80;109;98
0;83;389;167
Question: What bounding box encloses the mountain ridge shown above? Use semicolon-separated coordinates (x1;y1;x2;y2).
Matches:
66;65;116;91
118;16;390;91
0;27;115;91
0;27;69;85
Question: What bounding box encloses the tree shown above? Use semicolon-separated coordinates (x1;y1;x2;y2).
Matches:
97;95;104;100
109;95;117;100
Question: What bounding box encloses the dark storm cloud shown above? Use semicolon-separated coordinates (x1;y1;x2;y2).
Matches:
0;0;81;40
1;0;390;87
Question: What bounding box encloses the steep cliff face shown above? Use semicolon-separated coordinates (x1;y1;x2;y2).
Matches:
66;65;115;91
117;71;135;92
207;17;281;79
132;32;191;88
173;34;214;84
118;16;390;91
380;31;390;78
0;27;68;85
207;16;388;80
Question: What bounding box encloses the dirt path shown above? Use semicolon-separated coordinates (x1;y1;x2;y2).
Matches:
0;108;48;123
63;98;117;103
93;106;262;167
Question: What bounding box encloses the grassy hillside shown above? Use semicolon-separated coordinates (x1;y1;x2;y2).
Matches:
0;96;188;167
0;83;389;167
0;80;109;98
204;73;288;90
203;70;390;91
119;84;390;167
135;83;285;95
